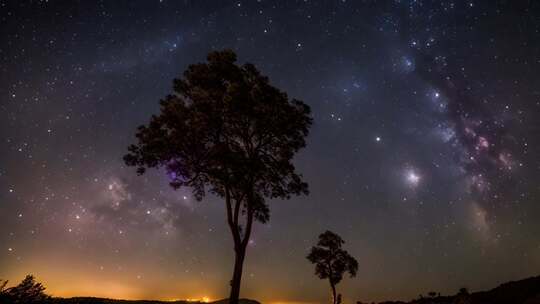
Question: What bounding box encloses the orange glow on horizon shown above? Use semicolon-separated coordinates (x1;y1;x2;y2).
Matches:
186;296;212;303
269;301;319;304
4;257;316;304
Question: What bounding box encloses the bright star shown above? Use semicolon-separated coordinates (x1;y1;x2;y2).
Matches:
408;172;420;183
405;169;421;187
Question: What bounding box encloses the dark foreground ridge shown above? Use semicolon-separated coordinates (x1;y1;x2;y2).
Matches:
364;275;540;304
51;298;260;304
46;276;540;304
2;274;540;304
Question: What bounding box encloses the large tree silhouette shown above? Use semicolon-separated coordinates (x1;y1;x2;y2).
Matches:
307;231;358;304
124;49;312;304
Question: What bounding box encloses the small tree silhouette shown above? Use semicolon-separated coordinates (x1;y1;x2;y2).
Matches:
0;279;7;293
2;275;50;303
307;230;358;304
453;287;471;304
0;279;9;303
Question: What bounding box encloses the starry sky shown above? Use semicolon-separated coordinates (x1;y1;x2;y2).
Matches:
1;1;540;303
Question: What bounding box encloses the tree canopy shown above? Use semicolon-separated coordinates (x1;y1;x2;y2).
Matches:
124;49;312;223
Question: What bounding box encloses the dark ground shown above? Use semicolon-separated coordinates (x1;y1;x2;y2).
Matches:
47;276;540;304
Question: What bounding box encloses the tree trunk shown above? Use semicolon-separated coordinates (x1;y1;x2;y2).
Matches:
225;188;254;304
229;245;246;304
330;283;337;304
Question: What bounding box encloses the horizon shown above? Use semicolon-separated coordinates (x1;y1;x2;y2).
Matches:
2;1;540;304
3;272;539;303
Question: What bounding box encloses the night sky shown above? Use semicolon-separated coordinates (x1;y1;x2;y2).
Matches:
1;1;540;303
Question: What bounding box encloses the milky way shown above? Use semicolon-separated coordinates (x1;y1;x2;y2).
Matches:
1;1;540;303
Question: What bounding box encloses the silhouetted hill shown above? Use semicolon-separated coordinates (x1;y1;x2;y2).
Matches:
470;276;540;304
363;275;540;304
51;298;260;304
